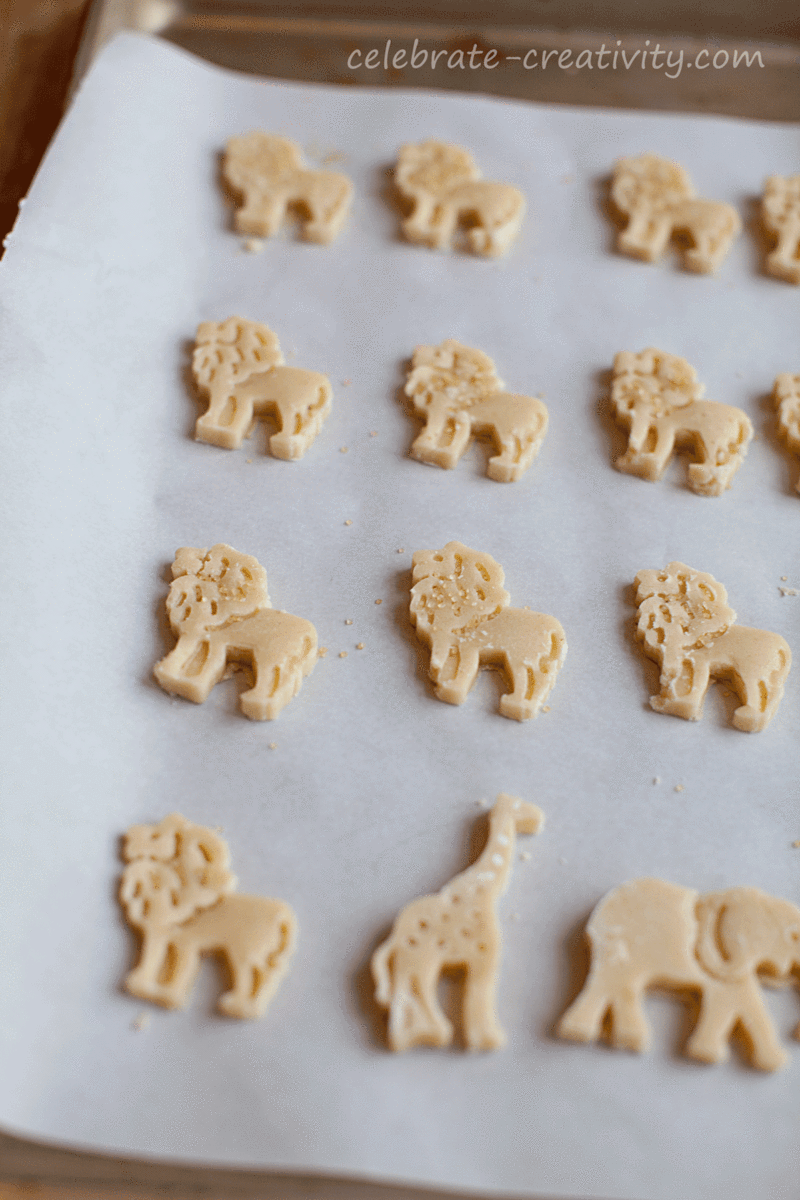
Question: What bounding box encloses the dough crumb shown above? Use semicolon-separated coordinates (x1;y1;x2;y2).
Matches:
341;378;352;386
397;547;405;554
131;1012;151;1032
779;587;798;596
519;850;532;861
318;647;328;657
541;705;550;713
781;576;788;581
339;651;348;658
793;840;800;848
344;519;352;526
340;446;348;453
345;619;353;625
268;742;277;750
356;642;365;650
674;784;684;793
653;776;661;785
375;598;383;605
370;430;378;437
242;238;264;253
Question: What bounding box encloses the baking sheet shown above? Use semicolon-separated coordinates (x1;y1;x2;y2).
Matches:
1;31;800;1200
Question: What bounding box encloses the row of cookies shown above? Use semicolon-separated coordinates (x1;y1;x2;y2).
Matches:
119;801;800;1072
225;131;800;279
193;318;800;495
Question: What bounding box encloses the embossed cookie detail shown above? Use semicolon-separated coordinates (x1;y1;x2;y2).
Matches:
410;541;567;720
120;813;297;1018
154;544;318;720
224;132;352;244
405;340;548;482
193;318;332;460
395;141;525;257
634;561;791;732
557;877;800;1071
611;153;740;273
775;371;800;489
373;794;544;1051
611;348;752;495
762;175;800;284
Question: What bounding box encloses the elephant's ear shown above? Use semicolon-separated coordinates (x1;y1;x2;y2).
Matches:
695;890;754;982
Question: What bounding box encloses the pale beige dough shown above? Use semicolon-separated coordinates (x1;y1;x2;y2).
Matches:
557;877;800;1071
193;317;332;460
395;140;525;257
372;794;544;1052
119;813;297;1018
611;153;741;273
410;541;567;721
224;131;353;244
634;561;791;732
611;347;752;496
774;371;800;490
153;544;318;720
762;175;800;284
405;339;548;482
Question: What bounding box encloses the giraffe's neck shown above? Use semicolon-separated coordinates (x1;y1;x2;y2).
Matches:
454;811;517;901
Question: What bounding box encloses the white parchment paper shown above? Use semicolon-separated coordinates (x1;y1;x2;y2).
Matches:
1;32;800;1200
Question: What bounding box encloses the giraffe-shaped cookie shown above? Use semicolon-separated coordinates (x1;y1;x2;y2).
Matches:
372;794;544;1052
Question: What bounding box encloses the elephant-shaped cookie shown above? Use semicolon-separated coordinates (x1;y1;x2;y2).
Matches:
120;813;297;1018
153;544;318;720
557;877;800;1071
762;174;800;284
611;153;741;273
395;141;525;257
611;348;752;496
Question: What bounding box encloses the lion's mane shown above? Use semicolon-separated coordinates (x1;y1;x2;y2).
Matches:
612;347;704;420
405;339;502;414
396;141;479;199
410;541;510;637
224;132;301;191
193;317;283;393
634;562;736;672
611;153;695;218
119;813;236;931
165;544;270;637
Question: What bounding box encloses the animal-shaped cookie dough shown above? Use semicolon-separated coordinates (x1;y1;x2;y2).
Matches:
223;132;352;244
557;878;800;1071
611;153;741;273
395;141;526;257
154;544;318;720
404;340;548;482
775;371;800;489
611;348;753;496
193;318;332;460
762;174;800;284
634;561;791;732
372;794;544;1051
120;813;297;1017
410;541;567;721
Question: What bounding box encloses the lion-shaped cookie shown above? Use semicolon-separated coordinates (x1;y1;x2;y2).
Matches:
153;544;318;720
395;141;526;257
120;813;297;1017
223;131;352;244
762;175;800;284
634;561;791;732
611;348;753;496
611;153;741;273
775;371;800;490
410;541;567;721
404;340;548;482
193;317;332;460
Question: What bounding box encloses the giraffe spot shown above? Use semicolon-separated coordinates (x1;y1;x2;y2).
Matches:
407;937;418;946
461;929;472;938
477;943;487;951
418;919;429;930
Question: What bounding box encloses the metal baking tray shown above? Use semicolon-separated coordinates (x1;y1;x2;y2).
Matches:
72;0;800;120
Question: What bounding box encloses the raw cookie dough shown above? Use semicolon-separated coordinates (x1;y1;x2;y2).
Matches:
193;317;332;460
405;339;548;481
410;541;567;720
774;371;800;490
634;561;791;731
120;813;297;1018
154;544;318;720
395;140;525;257
611;152;741;273
611;347;752;495
372;794;544;1051
762;174;800;284
557;877;800;1071
223;131;353;244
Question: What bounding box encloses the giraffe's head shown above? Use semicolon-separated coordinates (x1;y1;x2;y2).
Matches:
492;794;544;834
